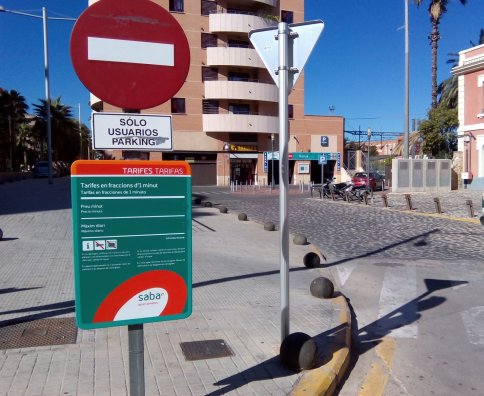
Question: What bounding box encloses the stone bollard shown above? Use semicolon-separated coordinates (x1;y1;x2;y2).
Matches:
310;277;334;299
238;213;248;221
219;206;228;214
405;194;413;210
382;194;389;208
293;234;307;245
280;332;318;372
466;200;475;218
433;197;442;214
303;252;320;268
263;222;275;231
204;201;213;208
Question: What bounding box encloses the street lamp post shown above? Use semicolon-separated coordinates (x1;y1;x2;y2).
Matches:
0;6;76;184
367;128;372;200
271;133;275;191
223;142;230;186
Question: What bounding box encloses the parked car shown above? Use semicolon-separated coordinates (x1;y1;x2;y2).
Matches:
32;161;58;178
351;172;385;191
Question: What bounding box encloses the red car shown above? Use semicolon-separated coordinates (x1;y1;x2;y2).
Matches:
352;172;385;191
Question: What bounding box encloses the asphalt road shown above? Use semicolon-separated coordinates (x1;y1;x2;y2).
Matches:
194;185;484;396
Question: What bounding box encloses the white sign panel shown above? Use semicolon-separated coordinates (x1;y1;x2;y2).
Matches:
92;112;172;151
249;20;324;90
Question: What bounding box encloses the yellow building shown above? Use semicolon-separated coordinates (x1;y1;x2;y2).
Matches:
89;0;344;186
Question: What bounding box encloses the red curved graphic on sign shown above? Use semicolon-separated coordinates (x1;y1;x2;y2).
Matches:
93;270;188;323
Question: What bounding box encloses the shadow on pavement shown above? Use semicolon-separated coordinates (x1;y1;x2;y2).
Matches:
0;300;75;328
321;229;441;268
206;325;340;396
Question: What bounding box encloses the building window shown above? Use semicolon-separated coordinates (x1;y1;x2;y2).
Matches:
288;105;294;119
203;100;219;114
169;0;184;12
202;67;218;82
201;33;217;48
281;10;293;24
229;103;250;115
201;0;216;16
229;72;250;82
228;39;249;48
171;98;186;114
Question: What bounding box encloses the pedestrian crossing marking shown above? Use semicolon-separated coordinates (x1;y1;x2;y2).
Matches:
461;306;484;345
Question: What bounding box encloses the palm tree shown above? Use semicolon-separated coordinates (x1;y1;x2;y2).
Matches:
33;97;80;162
414;0;468;109
438;28;484;109
0;89;29;170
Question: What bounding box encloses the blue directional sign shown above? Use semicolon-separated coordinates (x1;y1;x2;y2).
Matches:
318;155;327;165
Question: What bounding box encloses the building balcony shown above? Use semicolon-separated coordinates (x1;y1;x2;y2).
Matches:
206;46;265;69
204;80;277;102
203;113;278;134
209;11;277;34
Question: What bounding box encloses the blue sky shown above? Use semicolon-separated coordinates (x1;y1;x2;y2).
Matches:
1;0;483;138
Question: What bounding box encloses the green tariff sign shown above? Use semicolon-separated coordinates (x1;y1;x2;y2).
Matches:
71;160;192;329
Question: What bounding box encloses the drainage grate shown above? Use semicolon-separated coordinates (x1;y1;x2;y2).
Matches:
180;339;234;361
0;318;78;350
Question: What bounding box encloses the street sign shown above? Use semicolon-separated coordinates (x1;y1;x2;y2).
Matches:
70;0;190;109
71;160;192;329
249;20;324;90
92;112;173;151
321;136;329;147
318;155;327;165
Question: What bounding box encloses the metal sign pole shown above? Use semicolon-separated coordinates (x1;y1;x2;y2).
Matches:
278;22;290;342
129;324;145;396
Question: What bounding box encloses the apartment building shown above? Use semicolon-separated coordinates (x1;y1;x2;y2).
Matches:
90;0;344;186
453;43;484;188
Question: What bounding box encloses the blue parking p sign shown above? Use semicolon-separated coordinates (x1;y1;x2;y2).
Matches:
318;155;327;165
321;136;329;147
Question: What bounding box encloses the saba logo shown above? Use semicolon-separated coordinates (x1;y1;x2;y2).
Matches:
138;291;165;301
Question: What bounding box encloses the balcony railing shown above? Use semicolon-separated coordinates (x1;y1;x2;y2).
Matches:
204;80;278;102
209;11;277;34
206;46;265;68
203;113;278;133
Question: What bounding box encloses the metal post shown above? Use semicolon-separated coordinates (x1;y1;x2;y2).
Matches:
128;324;145;396
367;128;372;202
42;7;53;184
278;22;290;342
78;103;82;159
271;133;275;191
321;162;324;186
404;0;410;159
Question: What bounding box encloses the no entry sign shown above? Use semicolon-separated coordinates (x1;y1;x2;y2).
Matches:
71;160;192;329
70;0;190;109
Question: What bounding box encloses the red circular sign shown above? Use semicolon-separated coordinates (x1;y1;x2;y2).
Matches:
70;0;190;110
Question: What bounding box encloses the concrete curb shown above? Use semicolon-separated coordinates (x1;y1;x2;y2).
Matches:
218;207;352;395
290;295;352;396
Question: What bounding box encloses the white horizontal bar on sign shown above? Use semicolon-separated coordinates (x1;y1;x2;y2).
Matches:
88;37;174;66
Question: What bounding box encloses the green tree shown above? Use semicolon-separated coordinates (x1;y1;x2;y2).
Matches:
33;97;81;162
0;89;29;171
419;105;458;157
415;0;468;109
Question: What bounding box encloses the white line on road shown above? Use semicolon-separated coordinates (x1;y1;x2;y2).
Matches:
88;37;174;66
377;265;418;339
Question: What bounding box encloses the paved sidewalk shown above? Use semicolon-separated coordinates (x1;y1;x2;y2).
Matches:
0;178;349;396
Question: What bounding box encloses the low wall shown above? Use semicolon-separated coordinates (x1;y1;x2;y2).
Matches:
391;159;451;193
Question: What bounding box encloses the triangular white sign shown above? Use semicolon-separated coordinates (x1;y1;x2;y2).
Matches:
290;20;325;88
249;20;324;90
248;26;279;86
